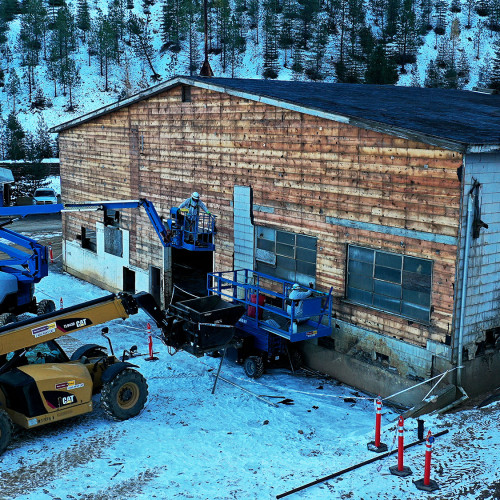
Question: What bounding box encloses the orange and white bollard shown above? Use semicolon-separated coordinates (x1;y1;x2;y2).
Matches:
389;416;413;477
145;322;158;361
49;243;54;263
367;397;388;452
60;297;64;310
414;431;439;492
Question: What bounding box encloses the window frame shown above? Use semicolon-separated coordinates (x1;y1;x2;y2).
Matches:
255;226;317;284
346;244;433;324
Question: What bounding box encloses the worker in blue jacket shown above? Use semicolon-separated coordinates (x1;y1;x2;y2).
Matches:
179;192;210;216
179;192;210;242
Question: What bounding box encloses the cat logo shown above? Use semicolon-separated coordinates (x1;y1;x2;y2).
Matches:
60;395;76;406
76;319;87;328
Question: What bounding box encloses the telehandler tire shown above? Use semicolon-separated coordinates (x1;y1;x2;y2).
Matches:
101;369;148;421
0;313;17;326
37;299;56;315
0;409;13;455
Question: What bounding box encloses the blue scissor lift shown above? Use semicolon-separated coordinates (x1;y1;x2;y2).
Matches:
207;269;333;378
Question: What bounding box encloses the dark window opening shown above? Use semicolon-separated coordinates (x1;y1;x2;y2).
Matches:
376;352;390;364
104;209;120;227
81;227;97;253
123;267;135;293
346;245;432;323
182;85;191;102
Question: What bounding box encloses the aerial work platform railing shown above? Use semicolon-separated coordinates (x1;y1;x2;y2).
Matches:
207;269;333;342
168;207;216;251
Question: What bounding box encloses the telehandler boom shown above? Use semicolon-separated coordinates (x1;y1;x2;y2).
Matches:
0;290;244;455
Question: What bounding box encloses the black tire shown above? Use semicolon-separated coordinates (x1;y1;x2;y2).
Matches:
0;313;17;327
290;350;303;370
243;356;264;379
37;299;56;316
0;409;13;456
101;369;148;421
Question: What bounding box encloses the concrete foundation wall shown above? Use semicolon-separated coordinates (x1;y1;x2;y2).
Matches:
63;224;149;294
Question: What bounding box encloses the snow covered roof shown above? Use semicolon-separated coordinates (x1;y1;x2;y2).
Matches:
0;167;14;184
50;76;500;153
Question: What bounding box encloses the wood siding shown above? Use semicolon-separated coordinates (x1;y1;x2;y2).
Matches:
59;85;463;347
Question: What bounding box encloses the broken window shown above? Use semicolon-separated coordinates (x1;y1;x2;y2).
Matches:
255;226;317;284
104;226;123;257
81;227;97;253
346;245;432;323
104;209;120;227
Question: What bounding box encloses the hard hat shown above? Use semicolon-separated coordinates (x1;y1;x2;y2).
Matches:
192;191;200;200
292;283;300;290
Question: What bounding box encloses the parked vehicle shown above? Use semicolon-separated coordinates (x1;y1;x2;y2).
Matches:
33;188;58;205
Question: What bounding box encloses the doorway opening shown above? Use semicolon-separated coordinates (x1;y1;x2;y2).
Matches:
123;267;136;293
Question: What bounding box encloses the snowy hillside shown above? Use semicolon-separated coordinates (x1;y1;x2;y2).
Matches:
0;0;499;143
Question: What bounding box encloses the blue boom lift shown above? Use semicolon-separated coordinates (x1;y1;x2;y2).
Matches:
0;199;216;321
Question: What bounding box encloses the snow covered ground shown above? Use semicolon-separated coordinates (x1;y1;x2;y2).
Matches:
1;269;499;499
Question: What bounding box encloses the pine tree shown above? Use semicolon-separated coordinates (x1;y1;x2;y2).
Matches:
393;0;418;73
34;115;54;158
77;0;91;42
475;0;489;16
490;37;500;89
434;0;447;35
0;0;20;23
247;0;259;43
364;43;398;83
161;0;186;52
305;16;329;80
385;0;400;39
424;58;443;87
128;13;159;79
418;0;433;34
6;69;20;111
5;112;25;160
489;0;500;32
262;5;279;78
18;0;47;102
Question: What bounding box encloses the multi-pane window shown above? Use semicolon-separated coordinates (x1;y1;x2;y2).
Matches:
255;227;317;284
347;245;432;323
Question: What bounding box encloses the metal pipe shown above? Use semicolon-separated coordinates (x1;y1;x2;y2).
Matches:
457;188;474;387
434;385;469;415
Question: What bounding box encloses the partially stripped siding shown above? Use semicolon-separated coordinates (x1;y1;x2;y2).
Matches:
59;85;463;347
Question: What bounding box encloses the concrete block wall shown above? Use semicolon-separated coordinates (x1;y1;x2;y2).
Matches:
233;186;254;270
330;319;452;380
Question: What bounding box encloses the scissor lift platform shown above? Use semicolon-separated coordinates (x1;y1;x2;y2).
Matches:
207;269;333;343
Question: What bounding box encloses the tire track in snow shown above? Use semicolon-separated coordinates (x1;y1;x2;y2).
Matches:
1;428;124;499
77;467;168;500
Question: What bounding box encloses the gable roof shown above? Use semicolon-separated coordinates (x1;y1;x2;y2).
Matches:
50;76;500;153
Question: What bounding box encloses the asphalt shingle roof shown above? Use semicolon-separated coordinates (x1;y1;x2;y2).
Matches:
188;77;500;149
51;76;500;151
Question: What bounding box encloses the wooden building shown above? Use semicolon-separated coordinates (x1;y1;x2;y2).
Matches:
50;77;500;405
